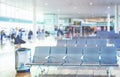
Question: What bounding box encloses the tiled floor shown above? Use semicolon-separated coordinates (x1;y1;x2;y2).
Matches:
0;36;120;77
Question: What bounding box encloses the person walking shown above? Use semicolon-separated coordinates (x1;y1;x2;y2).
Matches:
28;30;33;40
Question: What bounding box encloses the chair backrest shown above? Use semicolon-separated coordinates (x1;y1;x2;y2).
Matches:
76;39;86;47
67;47;83;55
33;46;50;63
86;39;97;47
101;47;116;55
83;47;100;64
57;40;67;47
100;47;117;65
50;46;66;63
66;40;76;47
67;47;83;63
84;47;99;55
96;39;107;47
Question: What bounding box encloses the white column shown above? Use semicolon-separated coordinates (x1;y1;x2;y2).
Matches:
80;25;82;36
80;21;82;36
33;0;37;38
114;4;119;33
107;14;110;32
56;15;59;25
0;0;2;16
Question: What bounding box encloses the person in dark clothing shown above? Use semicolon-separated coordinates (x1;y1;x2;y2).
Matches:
57;29;64;37
28;30;33;40
14;35;21;45
14;34;25;48
0;30;4;44
0;30;6;44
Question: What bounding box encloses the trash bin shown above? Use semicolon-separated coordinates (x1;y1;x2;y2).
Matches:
15;48;31;73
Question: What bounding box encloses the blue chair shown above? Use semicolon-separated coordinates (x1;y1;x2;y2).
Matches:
66;40;77;47
33;46;51;64
57;40;67;47
86;39;97;47
64;47;83;65
100;47;118;66
76;39;86;47
49;46;67;65
83;47;100;65
96;39;107;48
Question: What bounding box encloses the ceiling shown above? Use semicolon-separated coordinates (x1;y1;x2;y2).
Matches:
1;0;120;18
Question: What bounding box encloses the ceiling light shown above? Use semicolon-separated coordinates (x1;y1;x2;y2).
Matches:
107;6;110;9
89;2;93;6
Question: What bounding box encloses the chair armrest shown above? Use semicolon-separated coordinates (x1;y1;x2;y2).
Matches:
45;56;50;59
99;56;101;60
63;55;67;59
81;55;84;60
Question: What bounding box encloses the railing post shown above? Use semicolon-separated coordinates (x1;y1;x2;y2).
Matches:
107;67;111;77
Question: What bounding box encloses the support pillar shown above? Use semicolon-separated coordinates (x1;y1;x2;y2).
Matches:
107;14;110;32
56;15;59;26
114;4;119;33
33;0;37;38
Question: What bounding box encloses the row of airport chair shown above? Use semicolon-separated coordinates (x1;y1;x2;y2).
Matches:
32;46;118;66
72;31;120;39
96;31;120;39
57;39;107;47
